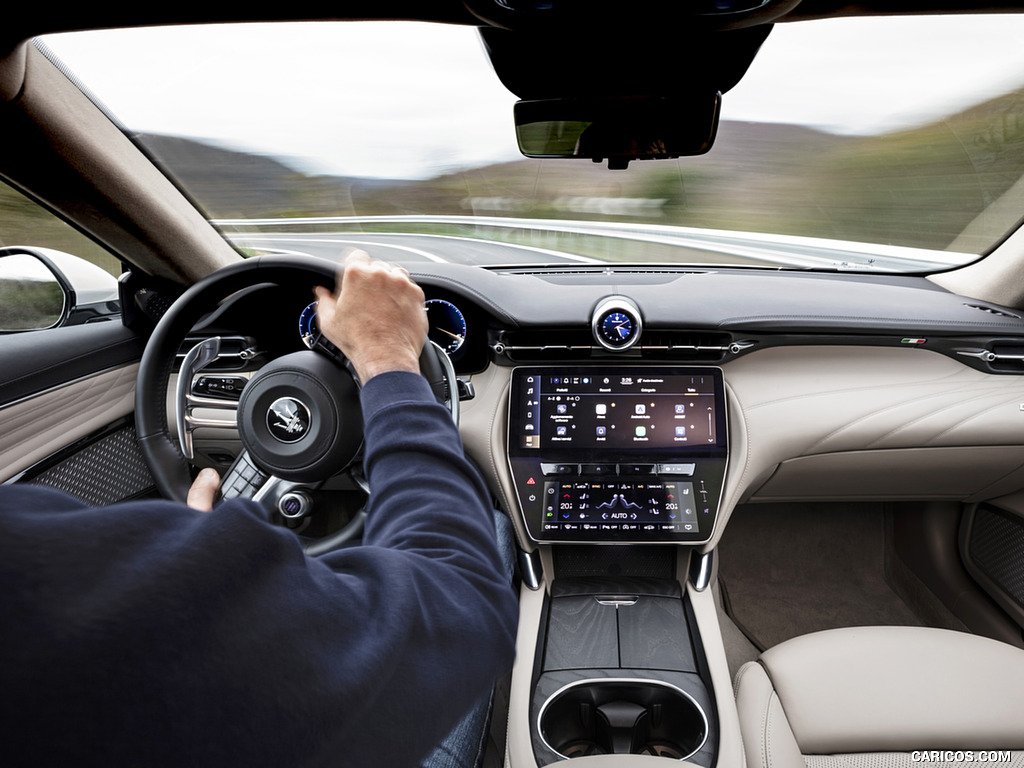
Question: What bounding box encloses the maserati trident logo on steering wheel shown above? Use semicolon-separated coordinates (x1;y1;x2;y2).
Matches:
267;397;312;443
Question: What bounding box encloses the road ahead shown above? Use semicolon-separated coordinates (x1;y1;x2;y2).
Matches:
228;231;601;267
223;217;965;272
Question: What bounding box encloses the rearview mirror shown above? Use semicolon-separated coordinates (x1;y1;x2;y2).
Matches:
514;95;721;170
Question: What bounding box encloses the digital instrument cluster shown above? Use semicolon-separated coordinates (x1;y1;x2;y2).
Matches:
297;296;476;368
507;366;728;544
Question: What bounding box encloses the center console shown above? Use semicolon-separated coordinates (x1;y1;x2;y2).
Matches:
507;366;728;544
530;568;718;765
500;365;735;766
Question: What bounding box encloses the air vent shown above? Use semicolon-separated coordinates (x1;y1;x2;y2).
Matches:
489;329;737;363
954;341;1024;373
964;303;1021;320
639;332;733;362
490;329;595;362
498;266;712;279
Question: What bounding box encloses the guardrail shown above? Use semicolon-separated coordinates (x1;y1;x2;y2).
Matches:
213;215;971;272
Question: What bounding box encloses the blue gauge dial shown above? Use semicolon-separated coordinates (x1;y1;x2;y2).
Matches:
600;311;634;345
298;301;320;349
425;299;467;355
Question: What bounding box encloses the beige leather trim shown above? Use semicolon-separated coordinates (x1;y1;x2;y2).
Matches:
688;581;748;768
459;364;532;551
751;446;1024;502
0;364;138;482
713;346;1024;550
734;662;804;768
759;627;1024;753
505;581;545;768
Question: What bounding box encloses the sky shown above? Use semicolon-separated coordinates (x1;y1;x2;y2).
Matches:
42;15;1024;180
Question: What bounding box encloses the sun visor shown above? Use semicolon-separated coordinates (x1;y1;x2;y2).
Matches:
479;24;771;102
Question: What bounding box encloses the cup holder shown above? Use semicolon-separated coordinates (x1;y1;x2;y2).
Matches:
538;679;708;761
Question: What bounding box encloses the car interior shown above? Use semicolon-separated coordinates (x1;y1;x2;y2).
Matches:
3;1;1024;767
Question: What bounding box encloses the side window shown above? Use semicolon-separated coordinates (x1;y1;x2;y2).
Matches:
0;181;121;331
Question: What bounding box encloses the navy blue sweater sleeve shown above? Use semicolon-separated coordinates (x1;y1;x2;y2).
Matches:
0;371;518;768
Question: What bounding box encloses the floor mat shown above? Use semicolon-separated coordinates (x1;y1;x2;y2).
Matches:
717;502;923;650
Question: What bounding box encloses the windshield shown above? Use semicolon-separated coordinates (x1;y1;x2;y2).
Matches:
40;16;1024;273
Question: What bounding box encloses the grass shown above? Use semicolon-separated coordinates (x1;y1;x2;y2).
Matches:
0;184;122;277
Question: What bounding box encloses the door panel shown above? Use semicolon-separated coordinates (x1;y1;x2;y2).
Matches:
0;321;151;500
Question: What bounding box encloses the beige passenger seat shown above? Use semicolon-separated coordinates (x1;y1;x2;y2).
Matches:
734;626;1024;768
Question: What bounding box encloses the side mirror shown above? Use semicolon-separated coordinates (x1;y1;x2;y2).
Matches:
514;95;721;170
0;250;68;331
0;247;120;333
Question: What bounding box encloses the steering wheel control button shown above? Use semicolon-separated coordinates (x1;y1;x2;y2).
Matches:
193;375;248;400
266;397;312;443
592;297;643;351
219;453;269;500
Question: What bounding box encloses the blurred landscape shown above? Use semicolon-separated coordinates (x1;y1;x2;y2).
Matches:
4;82;1024;275
146;82;1024;255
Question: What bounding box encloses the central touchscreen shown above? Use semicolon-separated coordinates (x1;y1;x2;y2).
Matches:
508;366;728;544
516;371;719;458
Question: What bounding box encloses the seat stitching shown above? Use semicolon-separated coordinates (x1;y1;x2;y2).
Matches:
766;691;780;768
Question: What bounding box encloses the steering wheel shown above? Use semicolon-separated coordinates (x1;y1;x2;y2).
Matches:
135;255;456;553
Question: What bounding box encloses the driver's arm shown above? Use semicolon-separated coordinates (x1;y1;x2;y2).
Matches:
185;249;428;512
312;249;427;382
4;250;517;768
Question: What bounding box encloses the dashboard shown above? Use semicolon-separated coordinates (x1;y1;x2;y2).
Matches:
179;261;1024;552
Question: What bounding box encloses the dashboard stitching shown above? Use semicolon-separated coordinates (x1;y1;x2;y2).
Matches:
863;387;1022;449
741;368;973;413
802;382;1009;454
716;315;1024;328
920;393;1024;447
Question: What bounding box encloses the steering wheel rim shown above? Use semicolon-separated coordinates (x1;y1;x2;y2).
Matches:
135;254;450;510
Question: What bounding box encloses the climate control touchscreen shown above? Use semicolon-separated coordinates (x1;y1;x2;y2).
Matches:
508;366;727;544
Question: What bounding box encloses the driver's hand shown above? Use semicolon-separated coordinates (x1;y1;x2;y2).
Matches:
187;468;220;512
314;250;428;383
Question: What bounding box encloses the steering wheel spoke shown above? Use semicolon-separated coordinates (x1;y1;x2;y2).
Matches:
176;336;243;460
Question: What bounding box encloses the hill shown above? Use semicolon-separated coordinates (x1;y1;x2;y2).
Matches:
133;83;1024;254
